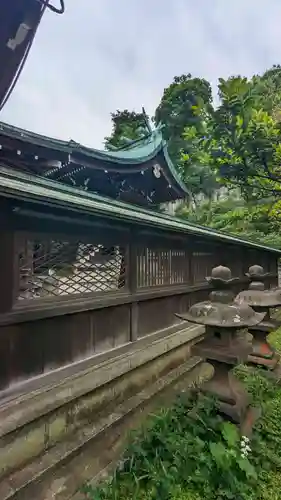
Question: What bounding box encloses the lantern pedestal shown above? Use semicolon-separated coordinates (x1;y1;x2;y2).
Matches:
197;358;249;422
193;332;258;431
248;323;279;370
235;267;281;374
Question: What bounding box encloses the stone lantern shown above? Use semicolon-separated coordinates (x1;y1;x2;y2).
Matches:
235;265;281;371
175;265;265;432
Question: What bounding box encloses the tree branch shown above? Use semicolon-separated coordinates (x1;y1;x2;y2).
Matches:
225;177;281;196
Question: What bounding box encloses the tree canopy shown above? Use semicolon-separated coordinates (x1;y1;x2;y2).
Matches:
104;65;281;248
104;110;148;150
204;73;281;199
154;74;212;160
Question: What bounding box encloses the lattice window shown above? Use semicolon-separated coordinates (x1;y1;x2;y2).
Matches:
137;247;190;288
17;234;127;300
192;251;215;284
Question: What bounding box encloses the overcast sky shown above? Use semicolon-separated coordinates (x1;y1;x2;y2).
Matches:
1;0;280;147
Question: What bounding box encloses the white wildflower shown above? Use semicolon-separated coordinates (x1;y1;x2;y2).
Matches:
240;436;251;457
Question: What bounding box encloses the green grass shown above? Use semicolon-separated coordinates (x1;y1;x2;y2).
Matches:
268;325;281;353
82;328;281;500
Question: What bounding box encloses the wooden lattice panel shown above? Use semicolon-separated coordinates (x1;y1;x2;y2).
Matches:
136;246;190;288
17;235;127;300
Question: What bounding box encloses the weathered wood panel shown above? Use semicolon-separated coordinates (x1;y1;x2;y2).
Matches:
0;305;130;390
138;296;183;338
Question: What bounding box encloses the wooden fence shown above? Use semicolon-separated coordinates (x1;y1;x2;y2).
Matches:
0;204;278;396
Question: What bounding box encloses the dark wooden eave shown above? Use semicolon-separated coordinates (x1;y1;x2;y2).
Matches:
0;121;190;205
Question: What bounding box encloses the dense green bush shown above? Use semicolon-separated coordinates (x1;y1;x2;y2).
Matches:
176;197;281;249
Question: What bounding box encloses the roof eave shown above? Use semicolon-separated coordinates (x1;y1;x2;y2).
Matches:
0;122;190;200
0;166;280;255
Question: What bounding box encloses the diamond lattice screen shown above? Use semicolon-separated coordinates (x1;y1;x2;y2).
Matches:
17;236;127;300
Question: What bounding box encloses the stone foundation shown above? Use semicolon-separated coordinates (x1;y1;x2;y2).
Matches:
0;324;207;500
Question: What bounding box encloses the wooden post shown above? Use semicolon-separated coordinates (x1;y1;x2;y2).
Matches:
128;235;138;342
0;230;19;313
189;248;194;285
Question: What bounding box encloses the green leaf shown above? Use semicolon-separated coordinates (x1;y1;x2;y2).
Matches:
237;457;257;479
221;422;239;447
209;442;228;466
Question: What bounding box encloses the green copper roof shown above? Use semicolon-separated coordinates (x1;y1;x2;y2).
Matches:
0;121;189;198
0;165;280;255
73;129;164;163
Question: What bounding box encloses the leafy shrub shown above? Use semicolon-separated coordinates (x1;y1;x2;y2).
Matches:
82;394;257;500
82;330;281;500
